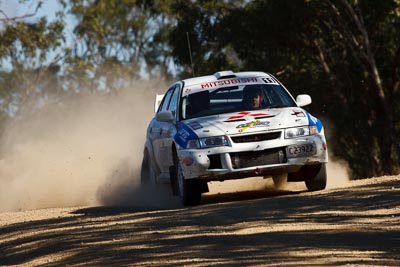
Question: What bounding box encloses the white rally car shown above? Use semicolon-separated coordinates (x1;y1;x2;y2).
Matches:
141;71;328;205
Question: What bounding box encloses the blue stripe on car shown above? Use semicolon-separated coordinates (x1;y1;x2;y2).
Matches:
306;112;323;133
174;122;199;148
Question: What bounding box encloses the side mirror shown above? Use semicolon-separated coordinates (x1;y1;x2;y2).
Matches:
156;110;175;122
296;94;312;107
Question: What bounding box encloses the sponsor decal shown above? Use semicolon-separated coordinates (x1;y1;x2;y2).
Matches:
291;110;306;117
227;111;270;121
200;77;258;89
184;75;279;96
236;120;270;133
174;122;198;148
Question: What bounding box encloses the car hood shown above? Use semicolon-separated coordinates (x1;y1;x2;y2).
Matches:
182;108;313;138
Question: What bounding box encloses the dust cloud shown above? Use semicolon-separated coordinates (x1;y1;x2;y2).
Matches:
0;83;351;212
322;118;351;188
0;82;175;212
326;158;351;189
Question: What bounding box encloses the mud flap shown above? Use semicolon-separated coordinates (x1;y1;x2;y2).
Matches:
196;179;209;194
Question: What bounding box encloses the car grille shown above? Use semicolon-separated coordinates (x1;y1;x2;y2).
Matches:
230;132;281;143
230;147;287;169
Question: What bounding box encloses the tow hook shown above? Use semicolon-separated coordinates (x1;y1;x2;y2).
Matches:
254;168;261;175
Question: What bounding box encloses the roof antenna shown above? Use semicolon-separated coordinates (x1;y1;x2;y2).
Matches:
186;32;195;77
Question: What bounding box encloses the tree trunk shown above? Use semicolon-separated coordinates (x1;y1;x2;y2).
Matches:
338;0;394;174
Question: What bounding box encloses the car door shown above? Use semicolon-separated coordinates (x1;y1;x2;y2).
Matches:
149;88;174;171
152;84;181;173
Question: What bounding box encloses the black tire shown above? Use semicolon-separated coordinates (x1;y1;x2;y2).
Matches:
304;163;327;191
141;150;156;186
175;157;201;206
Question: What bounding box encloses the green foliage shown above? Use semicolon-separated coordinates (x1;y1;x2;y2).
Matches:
68;0;175;90
0;1;66;116
0;17;64;66
168;0;246;78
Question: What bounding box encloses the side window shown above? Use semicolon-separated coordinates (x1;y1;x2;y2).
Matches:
159;89;174;112
167;85;180;114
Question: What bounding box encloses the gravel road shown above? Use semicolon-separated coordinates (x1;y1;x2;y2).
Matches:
1;175;399;266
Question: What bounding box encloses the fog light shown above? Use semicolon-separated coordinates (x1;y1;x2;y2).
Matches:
182;157;194;166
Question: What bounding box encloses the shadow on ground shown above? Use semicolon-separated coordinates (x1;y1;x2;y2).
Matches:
0;177;399;266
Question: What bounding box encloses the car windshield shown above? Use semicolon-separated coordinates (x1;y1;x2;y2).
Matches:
180;83;297;120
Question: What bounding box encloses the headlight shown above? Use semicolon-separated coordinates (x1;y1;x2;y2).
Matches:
284;126;317;139
186;136;231;149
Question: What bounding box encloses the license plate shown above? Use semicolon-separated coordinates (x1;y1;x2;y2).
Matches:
286;144;316;158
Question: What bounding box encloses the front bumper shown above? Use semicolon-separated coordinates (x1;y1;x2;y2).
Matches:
177;133;328;181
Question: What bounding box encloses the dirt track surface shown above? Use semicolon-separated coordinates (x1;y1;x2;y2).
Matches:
0;175;399;266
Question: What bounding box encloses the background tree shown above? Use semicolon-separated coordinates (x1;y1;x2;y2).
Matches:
0;0;66;117
67;0;175;92
167;0;245;78
169;0;399;178
302;0;400;177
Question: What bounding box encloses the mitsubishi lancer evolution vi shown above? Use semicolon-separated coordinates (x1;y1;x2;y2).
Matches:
141;71;328;205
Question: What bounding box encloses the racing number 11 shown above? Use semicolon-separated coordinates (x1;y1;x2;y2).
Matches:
262;77;277;84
